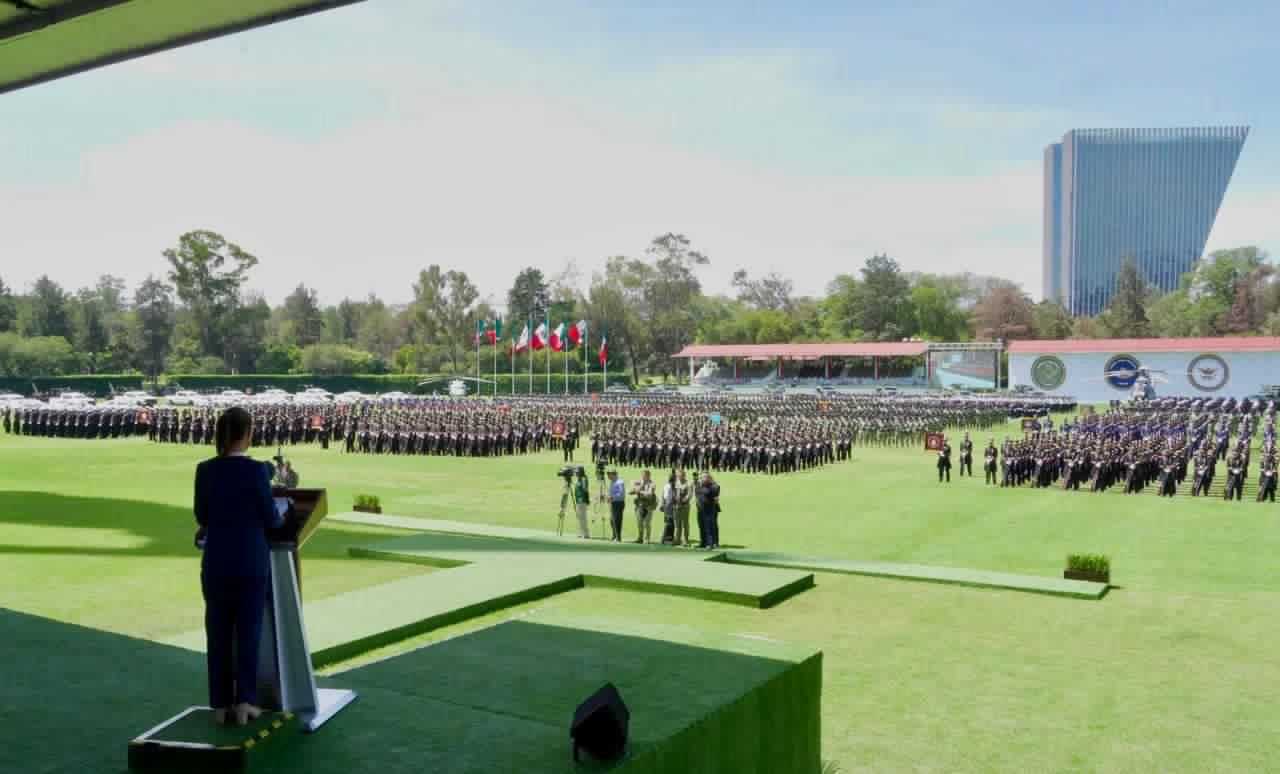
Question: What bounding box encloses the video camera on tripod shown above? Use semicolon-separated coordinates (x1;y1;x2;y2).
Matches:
555;465;586;536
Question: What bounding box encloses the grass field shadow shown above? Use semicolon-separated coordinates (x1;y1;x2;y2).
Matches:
0;491;407;562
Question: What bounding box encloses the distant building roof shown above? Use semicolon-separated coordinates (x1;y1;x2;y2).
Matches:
1007;337;1280;354
673;342;930;361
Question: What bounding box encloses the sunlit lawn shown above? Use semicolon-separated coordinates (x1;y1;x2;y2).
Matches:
2;423;1279;771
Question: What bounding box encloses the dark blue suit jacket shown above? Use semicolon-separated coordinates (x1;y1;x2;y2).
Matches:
194;455;283;578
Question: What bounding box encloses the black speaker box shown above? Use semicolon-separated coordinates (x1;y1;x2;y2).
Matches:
570;682;629;763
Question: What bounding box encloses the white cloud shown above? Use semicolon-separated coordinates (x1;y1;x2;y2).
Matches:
1205;187;1280;261
1;81;1057;307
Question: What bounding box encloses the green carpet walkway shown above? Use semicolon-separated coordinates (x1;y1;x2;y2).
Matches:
723;551;1108;600
167;517;814;666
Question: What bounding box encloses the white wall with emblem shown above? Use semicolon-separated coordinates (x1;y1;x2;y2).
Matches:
1009;350;1279;402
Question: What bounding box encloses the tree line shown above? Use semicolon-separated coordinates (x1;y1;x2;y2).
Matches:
0;229;1274;380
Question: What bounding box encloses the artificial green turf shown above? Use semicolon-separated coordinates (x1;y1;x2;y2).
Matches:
1;605;819;774
5;425;1280;771
165;529;813;663
725;550;1108;599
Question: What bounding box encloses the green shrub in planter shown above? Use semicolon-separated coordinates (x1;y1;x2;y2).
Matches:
1066;553;1110;575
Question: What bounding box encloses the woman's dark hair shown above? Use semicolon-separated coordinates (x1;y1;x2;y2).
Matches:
214;406;253;458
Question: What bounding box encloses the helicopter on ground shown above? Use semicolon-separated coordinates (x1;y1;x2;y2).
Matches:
417;375;496;397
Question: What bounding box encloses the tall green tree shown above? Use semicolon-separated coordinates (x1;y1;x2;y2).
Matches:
68;287;110;370
507;267;550;321
731;269;793;312
587;256;650;383
133;276;176;380
855;254;913;340
440;270;479;373
1032;299;1074;340
0;276;14;333
642;233;709;379
22;275;72;340
1098;257;1153;337
820;274;863;340
281;284;325;347
164;230;258;358
409;266;446;368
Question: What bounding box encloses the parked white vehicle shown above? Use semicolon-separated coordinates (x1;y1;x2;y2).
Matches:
378;391;413;402
120;390;156;405
0;391;23;405
168;390;208;406
334;391;366;404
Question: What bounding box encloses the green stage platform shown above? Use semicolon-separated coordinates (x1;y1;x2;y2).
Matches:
2;607;822;774
724;551;1109;599
166;522;816;667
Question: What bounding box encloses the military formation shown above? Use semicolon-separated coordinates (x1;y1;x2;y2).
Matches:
2;404;150;439
3;391;1070;479
960;396;1279;503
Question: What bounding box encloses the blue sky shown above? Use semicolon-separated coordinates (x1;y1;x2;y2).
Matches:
2;0;1277;305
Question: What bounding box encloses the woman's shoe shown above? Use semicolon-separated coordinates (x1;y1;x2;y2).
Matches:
213;708;230;726
234;703;263;725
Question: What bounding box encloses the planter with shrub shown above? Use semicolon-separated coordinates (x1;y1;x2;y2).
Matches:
353;494;382;514
1064;553;1110;584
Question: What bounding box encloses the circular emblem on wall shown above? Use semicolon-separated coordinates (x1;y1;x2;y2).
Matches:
1187;353;1229;392
1104;354;1141;390
1030;355;1067;390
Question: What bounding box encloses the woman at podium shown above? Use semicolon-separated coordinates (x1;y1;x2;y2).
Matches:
194;406;284;726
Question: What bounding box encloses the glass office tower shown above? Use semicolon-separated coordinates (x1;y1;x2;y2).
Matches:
1043;127;1248;317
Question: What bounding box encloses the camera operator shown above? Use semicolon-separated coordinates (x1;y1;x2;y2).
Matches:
572;467;591;538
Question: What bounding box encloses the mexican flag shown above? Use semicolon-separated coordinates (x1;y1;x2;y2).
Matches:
568;319;586;348
531;321;549;351
488;316;502;345
598;330;608;366
473;318;486;345
514;323;531;353
549;322;566;352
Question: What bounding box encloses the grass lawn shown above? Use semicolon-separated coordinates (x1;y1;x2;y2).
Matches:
3;423;1280;771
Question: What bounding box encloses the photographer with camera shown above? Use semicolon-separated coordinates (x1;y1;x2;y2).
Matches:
630;469;658;544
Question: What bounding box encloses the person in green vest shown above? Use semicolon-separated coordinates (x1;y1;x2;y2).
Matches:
573;467;591;538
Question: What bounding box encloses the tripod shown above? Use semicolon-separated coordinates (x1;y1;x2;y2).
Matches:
594;472;608;540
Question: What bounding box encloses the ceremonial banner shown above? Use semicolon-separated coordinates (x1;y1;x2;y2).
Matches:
1020;417;1038;433
311;414;323;430
924;432;944;452
551;420;567;438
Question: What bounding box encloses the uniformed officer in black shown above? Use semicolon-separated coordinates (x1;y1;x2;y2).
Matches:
959;434;973;477
983;439;998;485
937;439;952;483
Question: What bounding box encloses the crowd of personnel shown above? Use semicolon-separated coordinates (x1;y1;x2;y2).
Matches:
3;393;1070;477
932;396;1278;503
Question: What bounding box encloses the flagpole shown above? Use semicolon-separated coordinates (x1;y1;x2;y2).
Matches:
510;335;515;395
583;321;589;395
527;317;533;395
564;329;569;395
475;317;481;389
545;317;551;395
492;319;498;398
